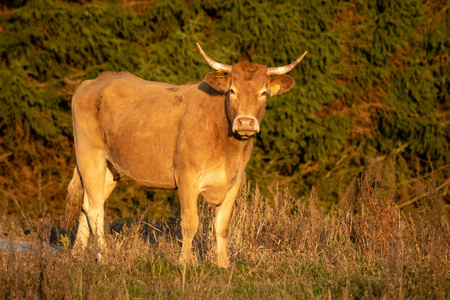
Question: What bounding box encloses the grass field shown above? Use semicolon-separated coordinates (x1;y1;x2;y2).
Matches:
1;162;449;299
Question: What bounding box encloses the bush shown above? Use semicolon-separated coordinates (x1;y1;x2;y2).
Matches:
0;0;448;217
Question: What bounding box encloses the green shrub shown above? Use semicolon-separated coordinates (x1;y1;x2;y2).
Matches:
0;0;448;217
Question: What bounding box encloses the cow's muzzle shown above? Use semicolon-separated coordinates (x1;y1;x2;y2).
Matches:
232;116;260;137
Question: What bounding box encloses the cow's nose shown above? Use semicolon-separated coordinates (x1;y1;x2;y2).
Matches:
232;116;260;136
237;117;255;129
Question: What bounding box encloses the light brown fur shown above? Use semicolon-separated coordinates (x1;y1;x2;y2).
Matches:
66;51;303;268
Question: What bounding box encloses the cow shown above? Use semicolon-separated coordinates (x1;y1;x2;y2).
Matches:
65;43;307;268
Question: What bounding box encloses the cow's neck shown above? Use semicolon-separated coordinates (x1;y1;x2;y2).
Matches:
226;132;253;155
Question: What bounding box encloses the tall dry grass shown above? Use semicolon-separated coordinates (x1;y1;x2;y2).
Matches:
1;161;449;299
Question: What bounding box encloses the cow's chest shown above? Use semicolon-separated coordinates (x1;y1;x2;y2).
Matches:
198;164;241;205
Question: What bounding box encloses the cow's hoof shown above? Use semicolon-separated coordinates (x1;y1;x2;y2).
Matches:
217;256;230;268
179;253;198;266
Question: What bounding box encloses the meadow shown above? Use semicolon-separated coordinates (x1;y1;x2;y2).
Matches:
1;161;448;299
1;1;448;298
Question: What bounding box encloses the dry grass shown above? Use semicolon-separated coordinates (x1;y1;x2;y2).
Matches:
1;161;449;299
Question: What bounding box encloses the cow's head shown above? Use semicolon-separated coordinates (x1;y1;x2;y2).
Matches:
197;42;307;139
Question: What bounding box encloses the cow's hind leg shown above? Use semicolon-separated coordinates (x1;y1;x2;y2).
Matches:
73;151;117;260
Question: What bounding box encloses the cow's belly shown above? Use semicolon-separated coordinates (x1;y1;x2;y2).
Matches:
108;151;177;189
105;125;178;190
101;92;186;189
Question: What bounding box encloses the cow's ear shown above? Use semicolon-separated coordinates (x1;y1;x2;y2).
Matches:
268;74;295;96
204;71;230;92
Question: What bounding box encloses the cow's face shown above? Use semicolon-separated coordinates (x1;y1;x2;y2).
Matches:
197;43;306;139
205;64;295;139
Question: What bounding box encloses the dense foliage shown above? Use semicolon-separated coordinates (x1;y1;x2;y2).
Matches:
0;0;448;217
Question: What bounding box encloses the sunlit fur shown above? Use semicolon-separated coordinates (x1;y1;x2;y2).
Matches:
66;52;301;268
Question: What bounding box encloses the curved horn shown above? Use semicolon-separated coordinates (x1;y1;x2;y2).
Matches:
196;42;232;73
267;51;308;75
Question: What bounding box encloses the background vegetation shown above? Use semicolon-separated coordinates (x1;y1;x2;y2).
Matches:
0;0;448;218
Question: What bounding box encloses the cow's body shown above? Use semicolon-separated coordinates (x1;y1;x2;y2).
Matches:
76;72;250;193
66;43;306;267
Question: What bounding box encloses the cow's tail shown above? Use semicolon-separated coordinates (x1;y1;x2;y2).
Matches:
64;166;84;230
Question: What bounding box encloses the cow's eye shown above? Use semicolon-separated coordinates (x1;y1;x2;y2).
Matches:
260;91;267;97
229;89;236;95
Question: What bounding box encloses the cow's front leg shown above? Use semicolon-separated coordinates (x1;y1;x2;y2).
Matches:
178;184;199;265
214;174;243;268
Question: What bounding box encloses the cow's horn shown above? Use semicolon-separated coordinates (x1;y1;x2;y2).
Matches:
196;42;232;73
267;51;308;75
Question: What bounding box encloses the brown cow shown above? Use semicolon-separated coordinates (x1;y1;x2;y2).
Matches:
65;43;307;268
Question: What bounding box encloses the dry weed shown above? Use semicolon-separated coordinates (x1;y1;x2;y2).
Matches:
1;161;448;298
